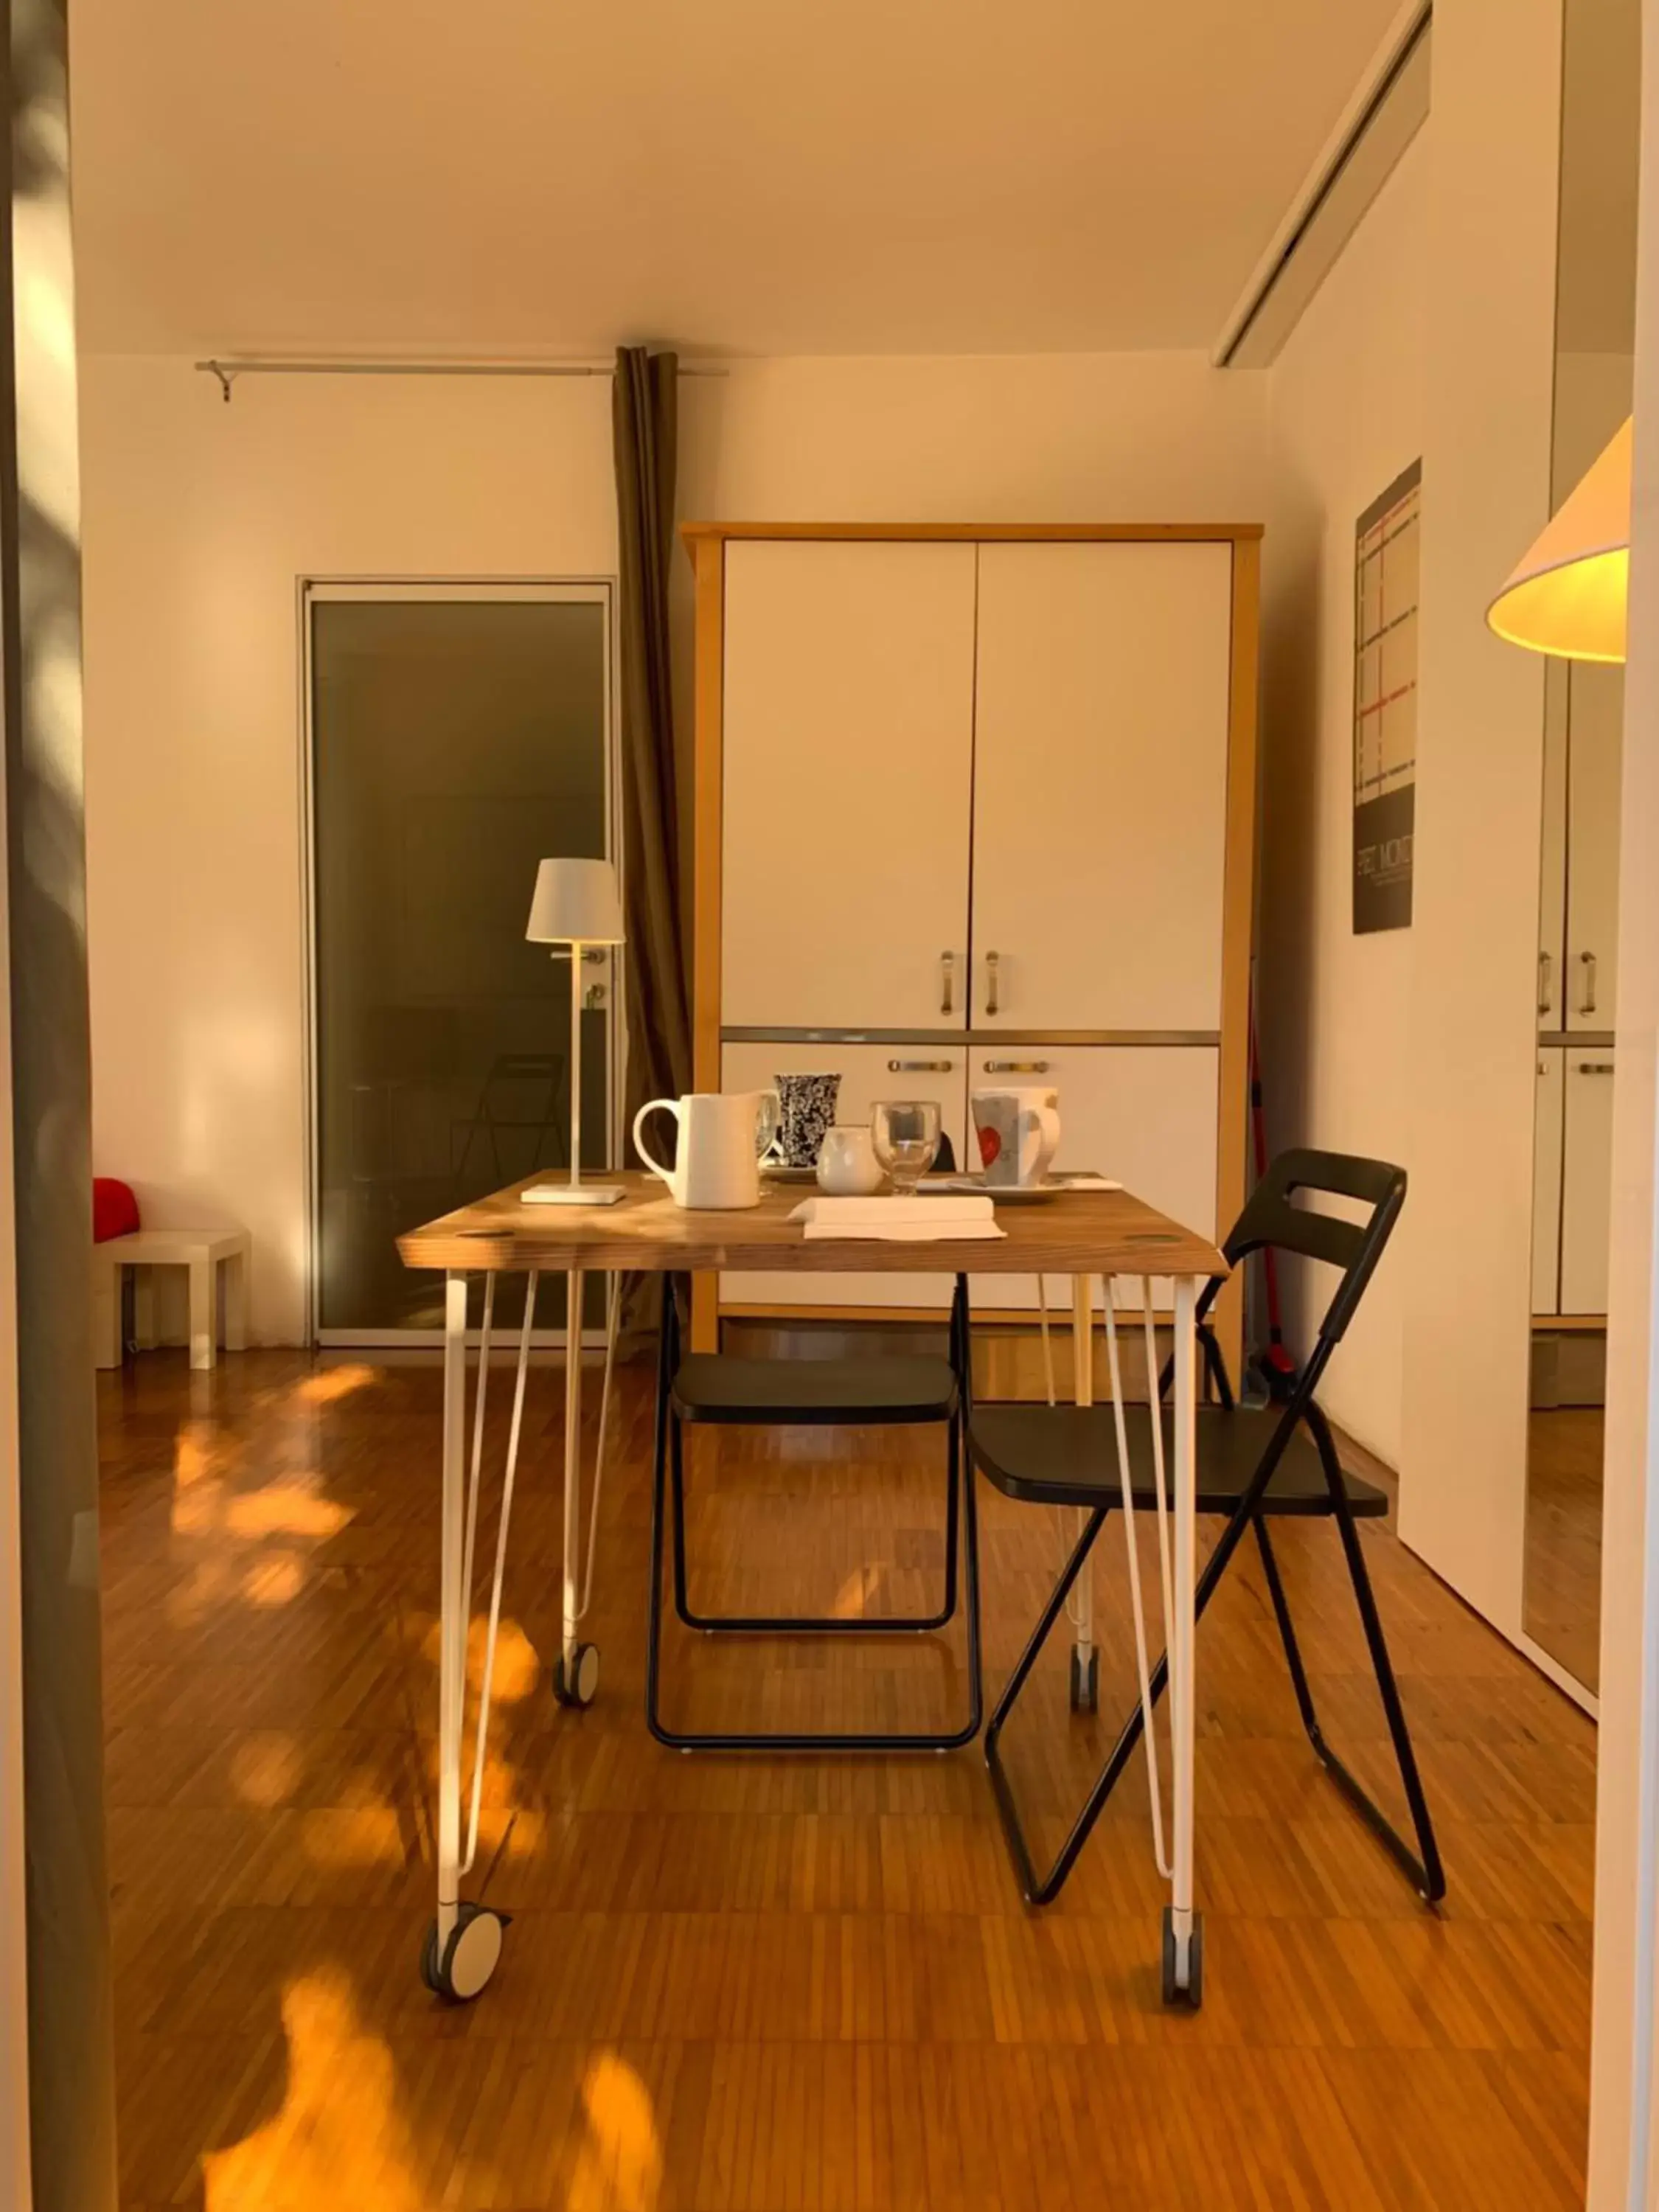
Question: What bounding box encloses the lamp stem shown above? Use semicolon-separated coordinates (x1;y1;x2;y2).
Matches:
569;940;582;1189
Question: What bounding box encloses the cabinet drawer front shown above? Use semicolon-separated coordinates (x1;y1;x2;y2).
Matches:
969;1043;1219;1312
971;542;1233;1032
721;542;975;1032
719;1040;969;1312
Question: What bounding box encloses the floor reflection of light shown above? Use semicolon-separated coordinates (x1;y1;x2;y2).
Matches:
226;1486;349;1539
569;2054;663;2212
229;1733;302;1808
296;1364;377;1407
243;1553;306;1607
419;1615;541;1704
201;1969;432;2212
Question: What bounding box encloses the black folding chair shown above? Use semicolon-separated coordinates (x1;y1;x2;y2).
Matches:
645;1267;982;1751
968;1148;1444;1934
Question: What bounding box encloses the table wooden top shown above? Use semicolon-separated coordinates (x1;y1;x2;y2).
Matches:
397;1172;1227;1279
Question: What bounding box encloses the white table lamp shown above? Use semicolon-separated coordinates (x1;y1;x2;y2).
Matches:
524;857;626;1206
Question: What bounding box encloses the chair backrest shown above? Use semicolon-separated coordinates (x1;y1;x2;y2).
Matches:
1220;1147;1405;1347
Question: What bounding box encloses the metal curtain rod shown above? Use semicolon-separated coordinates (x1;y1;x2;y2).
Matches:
195;356;729;403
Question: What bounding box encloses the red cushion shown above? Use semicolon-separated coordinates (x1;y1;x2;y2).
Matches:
92;1178;140;1243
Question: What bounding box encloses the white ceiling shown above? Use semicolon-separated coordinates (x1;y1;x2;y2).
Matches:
69;0;1404;358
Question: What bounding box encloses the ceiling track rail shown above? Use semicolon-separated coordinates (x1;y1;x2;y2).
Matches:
1213;0;1432;369
195;356;730;403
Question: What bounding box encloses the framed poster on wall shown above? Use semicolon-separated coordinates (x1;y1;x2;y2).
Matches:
1353;459;1420;933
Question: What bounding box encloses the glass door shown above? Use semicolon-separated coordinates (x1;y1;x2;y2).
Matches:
307;582;616;1340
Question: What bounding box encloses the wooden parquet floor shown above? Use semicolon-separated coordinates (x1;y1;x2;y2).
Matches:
98;1350;1596;2211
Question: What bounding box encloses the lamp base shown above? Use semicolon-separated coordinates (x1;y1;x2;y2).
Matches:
521;1183;627;1207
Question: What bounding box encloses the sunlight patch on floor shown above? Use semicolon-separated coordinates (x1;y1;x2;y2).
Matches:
568;2053;663;2212
201;1968;433;2212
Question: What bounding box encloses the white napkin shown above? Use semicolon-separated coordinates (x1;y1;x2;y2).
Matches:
788;1195;1005;1242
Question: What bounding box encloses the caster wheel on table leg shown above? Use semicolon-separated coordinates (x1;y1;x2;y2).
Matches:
421;1900;507;2003
554;1642;600;1708
1161;1905;1203;2009
1068;1647;1099;1714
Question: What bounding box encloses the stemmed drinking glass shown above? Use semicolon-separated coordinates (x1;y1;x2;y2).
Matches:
870;1099;942;1197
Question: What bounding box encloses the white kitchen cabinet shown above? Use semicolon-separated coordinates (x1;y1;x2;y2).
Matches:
1564;661;1623;1034
966;1044;1220;1312
691;523;1258;1352
970;542;1234;1032
720;540;976;1032
1532;1048;1563;1317
1560;1049;1615;1315
719;1040;970;1310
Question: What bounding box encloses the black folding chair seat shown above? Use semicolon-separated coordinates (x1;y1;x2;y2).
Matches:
673;1353;958;1426
647;1274;982;1753
970;1402;1390;1518
969;1147;1444;1930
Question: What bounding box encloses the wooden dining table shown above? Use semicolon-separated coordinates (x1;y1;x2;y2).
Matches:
398;1172;1226;2006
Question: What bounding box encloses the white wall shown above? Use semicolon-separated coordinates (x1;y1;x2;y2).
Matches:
80;362;619;1343
80;351;1269;1343
1259;136;1427;1466
1397;0;1563;1632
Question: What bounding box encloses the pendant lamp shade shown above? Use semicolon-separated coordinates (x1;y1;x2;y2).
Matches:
1486;417;1632;664
526;857;625;945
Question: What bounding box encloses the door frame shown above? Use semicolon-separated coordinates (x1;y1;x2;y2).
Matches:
298;576;624;1347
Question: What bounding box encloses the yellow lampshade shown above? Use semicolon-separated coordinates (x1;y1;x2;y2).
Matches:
1486;416;1632;663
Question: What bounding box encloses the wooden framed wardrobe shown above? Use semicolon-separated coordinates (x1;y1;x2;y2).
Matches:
683;521;1262;1371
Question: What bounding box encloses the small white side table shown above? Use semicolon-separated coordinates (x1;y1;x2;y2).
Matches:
93;1228;251;1371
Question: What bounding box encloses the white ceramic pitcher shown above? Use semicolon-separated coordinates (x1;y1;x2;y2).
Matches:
633;1091;779;1210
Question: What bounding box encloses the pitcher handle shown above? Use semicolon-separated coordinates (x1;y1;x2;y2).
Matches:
632;1098;682;1185
755;1089;781;1161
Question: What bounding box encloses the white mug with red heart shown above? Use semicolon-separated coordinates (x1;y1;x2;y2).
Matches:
971;1086;1062;1188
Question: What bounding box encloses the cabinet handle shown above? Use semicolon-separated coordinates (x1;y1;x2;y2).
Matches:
888;1058;953;1073
1580;950;1599;1016
1537;950;1552;1017
1579;1061;1615;1075
982;1059;1050;1074
939;950;956;1016
984;950;1001;1017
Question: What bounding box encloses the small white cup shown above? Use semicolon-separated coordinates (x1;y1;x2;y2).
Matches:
815;1123;885;1196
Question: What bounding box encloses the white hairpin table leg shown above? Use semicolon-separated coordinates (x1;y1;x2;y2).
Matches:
421;1271;507;2002
1162;1271;1203;2006
554;1267;599;1708
1068;1274;1099;1714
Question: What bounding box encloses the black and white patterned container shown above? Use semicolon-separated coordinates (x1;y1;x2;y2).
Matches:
773;1072;841;1166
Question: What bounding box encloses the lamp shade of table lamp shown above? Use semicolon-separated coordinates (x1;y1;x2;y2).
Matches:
524;857;626;1204
526;857;625;947
1486;417;1632;664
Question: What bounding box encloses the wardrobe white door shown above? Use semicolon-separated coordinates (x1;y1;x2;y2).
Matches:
719;1040;969;1311
721;542;976;1032
971;542;1234;1033
1532;1048;1563;1318
1537;664;1568;1027
1565;662;1623;1033
969;1044;1218;1312
1561;1050;1615;1315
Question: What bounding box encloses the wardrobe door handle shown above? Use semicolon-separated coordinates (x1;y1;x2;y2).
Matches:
888;1059;953;1073
940;951;956;1017
982;1060;1050;1074
1537;950;1552;1018
1579;1062;1615;1076
1580;950;1599;1016
984;950;1001;1017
